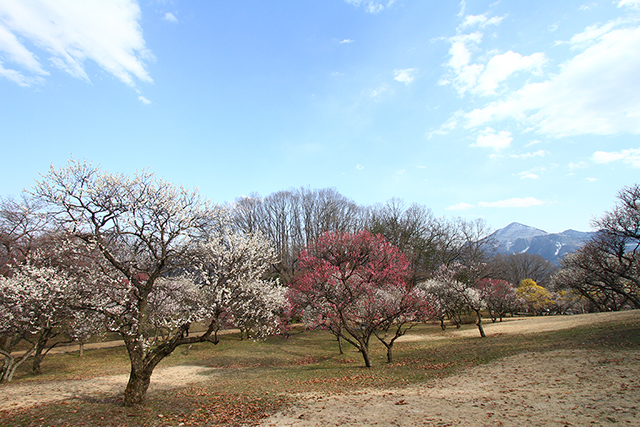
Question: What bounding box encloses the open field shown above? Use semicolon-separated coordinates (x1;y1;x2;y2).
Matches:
1;311;639;426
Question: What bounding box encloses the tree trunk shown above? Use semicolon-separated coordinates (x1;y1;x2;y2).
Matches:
385;344;393;363
359;345;372;368
31;328;54;375
121;321;213;406
337;335;344;354
475;310;486;338
1;348;35;383
79;342;84;357
32;350;45;375
124;366;153;407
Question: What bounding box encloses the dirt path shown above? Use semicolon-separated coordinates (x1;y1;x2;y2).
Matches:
261;349;640;426
261;311;640;427
1;311;639;426
0;365;217;411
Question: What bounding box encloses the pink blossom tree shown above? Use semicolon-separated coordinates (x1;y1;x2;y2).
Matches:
289;231;427;367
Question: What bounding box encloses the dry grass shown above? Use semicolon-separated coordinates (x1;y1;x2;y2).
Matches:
1;311;639;426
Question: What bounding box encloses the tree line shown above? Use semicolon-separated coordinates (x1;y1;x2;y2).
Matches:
1;159;638;405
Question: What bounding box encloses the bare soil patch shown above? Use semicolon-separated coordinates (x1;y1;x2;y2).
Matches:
262;349;640;426
261;311;640;426
0;365;216;411
1;311;638;426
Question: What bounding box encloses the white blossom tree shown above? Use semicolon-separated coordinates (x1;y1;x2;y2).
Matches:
422;263;488;337
33;159;284;406
0;259;85;382
193;226;286;341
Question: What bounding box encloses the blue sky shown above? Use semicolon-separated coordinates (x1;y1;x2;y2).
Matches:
1;0;639;234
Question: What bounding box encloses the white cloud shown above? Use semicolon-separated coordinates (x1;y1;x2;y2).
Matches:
356;164;365;170
513;150;548;159
570;21;619;49
472;127;512;151
516;171;539;179
345;0;395;14
458;1;466;18
0;0;152;87
339;39;354;44
491;150;548;160
580;3;597;11
585;177;598;182
368;84;388;99
592;148;640;167
618;0;640;9
478;197;546;208
569;161;589;170
520;150;547;158
0;23;48;80
163;12;178;23
442;24;545;97
442;32;484;95
460;14;504;29
462;23;640;137
446;202;475;210
474;51;546;96
138;95;151;104
393;68;417;85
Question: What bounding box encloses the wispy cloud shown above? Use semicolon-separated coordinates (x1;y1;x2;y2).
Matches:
478;197;546;208
474;51;546;96
446;202;475;211
459;13;504;29
0;0;152;87
138;95;151;104
439;32;484;95
592;148;640;167
356;164;365;170
472;127;512;151
618;0;640;9
491;150;548;159
461;22;640;137
345;0;395;14
163;12;178;23
367;84;389;100
447;197;546;210
516;170;540;179
339;39;354;44
569;161;589;170
393;68;417;85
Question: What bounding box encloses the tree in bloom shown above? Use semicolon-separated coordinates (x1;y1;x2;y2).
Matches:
418;279;467;329
33;159;284;406
426;263;488;337
370;284;433;362
193;225;286;342
516;279;555;315
289;230;426;367
0;256;96;382
476;278;518;322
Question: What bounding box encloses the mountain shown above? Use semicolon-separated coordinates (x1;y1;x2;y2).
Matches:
487;222;595;265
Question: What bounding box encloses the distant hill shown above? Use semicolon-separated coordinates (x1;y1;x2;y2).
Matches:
487;222;595;265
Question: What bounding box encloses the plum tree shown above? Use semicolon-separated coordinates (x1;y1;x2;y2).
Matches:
289;230;427;367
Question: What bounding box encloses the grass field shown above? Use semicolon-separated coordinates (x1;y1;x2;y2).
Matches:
1;311;639;426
